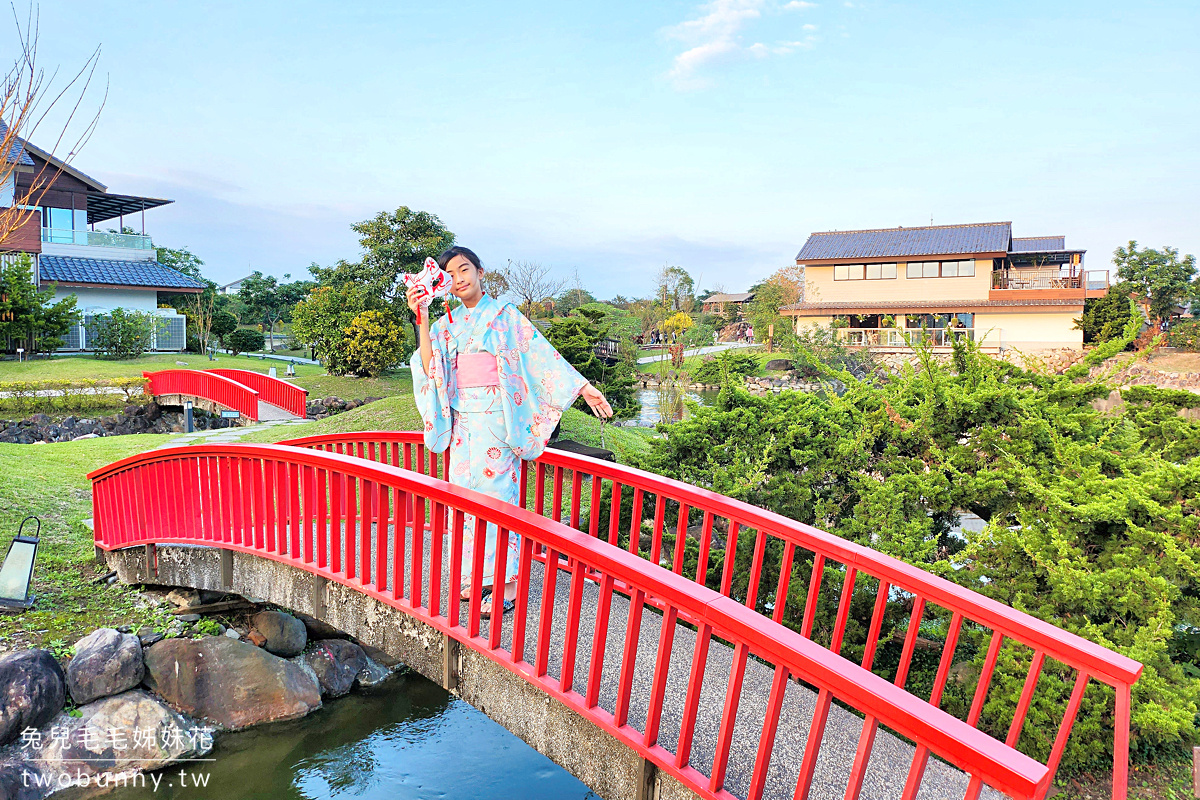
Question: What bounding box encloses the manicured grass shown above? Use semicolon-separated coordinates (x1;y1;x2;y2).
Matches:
558;408;657;463
0;352;326;381
0;434;182;654
292;369;413;401
0;352;415;403
234;394;425;445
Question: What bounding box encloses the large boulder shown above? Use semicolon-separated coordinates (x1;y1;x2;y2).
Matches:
0;650;66;747
250;610;307;657
292;610;347;642
35;689;210;779
0;758;46;800
143;637;320;729
302;640;367;698
66;628;145;705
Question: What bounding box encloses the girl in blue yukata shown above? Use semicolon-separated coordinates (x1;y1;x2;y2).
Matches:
408;247;613;617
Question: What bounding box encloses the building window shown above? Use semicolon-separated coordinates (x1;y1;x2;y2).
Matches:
834;263;896;280
905;260;976;278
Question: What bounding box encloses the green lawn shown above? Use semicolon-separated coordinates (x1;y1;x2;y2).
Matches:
0;353;415;402
0;434;181;654
234;394;425;445
0;352;326;381
293;370;413;401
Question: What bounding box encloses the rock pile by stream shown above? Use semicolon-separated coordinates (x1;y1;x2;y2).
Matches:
0;402;236;444
0;595;403;799
305;396;382;420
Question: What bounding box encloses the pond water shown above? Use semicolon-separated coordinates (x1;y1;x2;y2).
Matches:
633;387;720;426
108;671;596;800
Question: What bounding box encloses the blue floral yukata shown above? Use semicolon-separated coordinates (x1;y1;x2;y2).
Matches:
411;292;587;586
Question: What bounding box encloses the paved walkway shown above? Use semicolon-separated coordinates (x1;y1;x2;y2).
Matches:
636;342;758;365
154;405;309;449
274;519;1004;800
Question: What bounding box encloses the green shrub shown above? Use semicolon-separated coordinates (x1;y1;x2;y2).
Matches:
1075;287;1138;345
226;329;265;357
636;319;1198;772
87;308;161;359
1122;385;1200;409
682;322;716;349
195;618;223;637
211;310;239;346
691;350;759;384
1166;319;1200;351
343;310;405;377
547;309;639;419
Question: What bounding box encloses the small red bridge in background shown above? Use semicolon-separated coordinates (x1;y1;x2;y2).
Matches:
141;368;307;422
88;430;1141;800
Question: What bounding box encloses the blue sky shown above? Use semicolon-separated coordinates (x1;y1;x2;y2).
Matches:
27;1;1200;296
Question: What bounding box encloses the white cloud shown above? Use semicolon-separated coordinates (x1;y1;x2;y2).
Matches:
665;0;817;89
803;23;818;30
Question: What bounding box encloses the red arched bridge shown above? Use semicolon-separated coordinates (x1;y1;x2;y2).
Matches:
88;431;1141;800
141;368;307;422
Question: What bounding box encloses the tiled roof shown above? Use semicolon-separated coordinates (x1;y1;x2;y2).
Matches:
781;298;1084;312
703;292;755;303
39;255;206;290
796;222;1012;261
1010;236;1066;252
0;120;35;167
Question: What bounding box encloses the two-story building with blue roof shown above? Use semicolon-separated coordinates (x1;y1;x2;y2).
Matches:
1;120;203;351
781;221;1109;352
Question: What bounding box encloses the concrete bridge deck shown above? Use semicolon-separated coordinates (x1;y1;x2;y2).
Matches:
104;518;1002;800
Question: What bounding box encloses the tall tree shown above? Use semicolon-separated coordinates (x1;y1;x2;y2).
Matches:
155;246;214;330
507;260;566;319
0;255;79;353
237;272;315;351
1113;240;1198;324
1075;283;1138;345
555;271;596;317
310;207;454;310
655;265;695;311
238;271;284;351
155;246;204;279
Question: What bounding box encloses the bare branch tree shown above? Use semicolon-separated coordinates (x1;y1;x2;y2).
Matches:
480;260;511;300
187;283;216;359
506;259;566;318
1;4;107;249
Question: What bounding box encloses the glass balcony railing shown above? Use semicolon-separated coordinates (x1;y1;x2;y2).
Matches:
839;328;975;347
41;228;154;249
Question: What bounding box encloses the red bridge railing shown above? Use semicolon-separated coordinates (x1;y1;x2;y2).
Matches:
142;369;260;421
90;444;1049;800
278;431;1143;799
206;368;307;418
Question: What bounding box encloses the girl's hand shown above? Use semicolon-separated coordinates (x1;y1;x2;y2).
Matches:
406;286;427;318
581;383;613;419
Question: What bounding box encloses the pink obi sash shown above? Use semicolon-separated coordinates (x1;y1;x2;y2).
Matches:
456;353;499;388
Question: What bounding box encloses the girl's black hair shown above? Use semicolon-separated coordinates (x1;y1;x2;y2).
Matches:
437;246;483;272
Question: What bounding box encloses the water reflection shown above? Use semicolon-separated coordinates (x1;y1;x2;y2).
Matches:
635;387;719;426
108;671;596;800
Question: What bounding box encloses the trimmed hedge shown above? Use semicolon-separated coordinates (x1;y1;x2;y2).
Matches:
0;377;148;416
